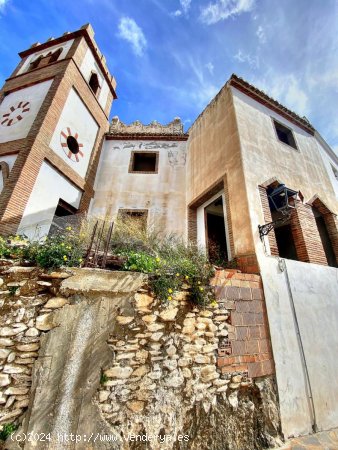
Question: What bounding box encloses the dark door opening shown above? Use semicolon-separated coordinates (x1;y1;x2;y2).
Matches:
205;196;228;264
49;199;78;235
274;223;298;260
313;208;337;267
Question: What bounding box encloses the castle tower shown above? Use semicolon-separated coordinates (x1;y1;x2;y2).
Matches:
0;24;116;238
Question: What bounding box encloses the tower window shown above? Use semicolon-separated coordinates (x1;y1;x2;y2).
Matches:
48;48;62;63
89;73;100;95
129;152;159;173
273;120;297;150
28;48;63;71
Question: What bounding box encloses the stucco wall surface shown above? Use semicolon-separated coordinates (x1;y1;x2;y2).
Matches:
91;139;187;237
49;88;99;178
0;79;53;144
231;86;338;231
80;47;109;110
232;85;338;436
259;256;338;438
18;161;82;239
187;86;254;256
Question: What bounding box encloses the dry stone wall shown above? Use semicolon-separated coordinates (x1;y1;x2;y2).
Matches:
0;265;282;449
97;269;281;449
0;260;73;428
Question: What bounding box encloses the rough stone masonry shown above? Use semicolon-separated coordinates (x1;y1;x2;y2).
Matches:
0;263;282;450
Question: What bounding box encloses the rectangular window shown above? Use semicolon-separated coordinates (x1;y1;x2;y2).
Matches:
129;151;159;173
117;209;148;231
273;120;297;149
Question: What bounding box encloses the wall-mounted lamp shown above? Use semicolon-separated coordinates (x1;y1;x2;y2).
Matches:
258;184;299;239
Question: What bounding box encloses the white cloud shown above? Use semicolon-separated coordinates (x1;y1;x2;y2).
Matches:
200;0;255;25
118;17;147;56
234;49;259;69
205;62;214;74
256;25;266;43
180;0;192;13
254;74;309;117
172;0;192;17
0;0;9;11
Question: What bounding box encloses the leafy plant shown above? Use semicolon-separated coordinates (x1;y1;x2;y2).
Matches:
122;251;158;273
114;220;214;305
0;236;11;259
8;286;19;296
0;423;18;441
100;372;108;385
34;227;86;269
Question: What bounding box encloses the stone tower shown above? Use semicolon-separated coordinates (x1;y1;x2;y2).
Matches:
0;24;116;238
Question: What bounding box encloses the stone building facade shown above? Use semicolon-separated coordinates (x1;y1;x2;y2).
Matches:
0;24;338;442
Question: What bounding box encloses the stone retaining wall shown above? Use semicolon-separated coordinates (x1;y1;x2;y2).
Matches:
96;269;280;448
0;261;73;428
0;264;281;449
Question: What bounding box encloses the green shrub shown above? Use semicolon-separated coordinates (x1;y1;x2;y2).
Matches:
115;221;215;305
34;227;85;270
0;236;10;259
100;372;108;385
0;235;35;262
0;423;18;441
122;251;158;273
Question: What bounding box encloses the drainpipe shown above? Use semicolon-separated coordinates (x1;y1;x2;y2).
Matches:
278;257;318;433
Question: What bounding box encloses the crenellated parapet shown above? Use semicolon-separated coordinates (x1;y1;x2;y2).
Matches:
109;116;186;136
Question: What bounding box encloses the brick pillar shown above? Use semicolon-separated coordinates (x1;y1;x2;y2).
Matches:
258;186;278;256
187;207;197;243
323;213;338;265
291;203;328;265
223;174;235;257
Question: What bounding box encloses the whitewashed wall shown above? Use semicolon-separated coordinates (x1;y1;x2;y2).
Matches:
17;40;74;75
91;138;187;237
0;154;18;192
232;85;338;437
0;79;53;143
259;257;338;437
316;135;338;199
18;162;82;239
80;48;109;110
49;88;99;178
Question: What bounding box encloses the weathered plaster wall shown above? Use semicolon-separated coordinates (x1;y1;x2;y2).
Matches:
0;80;53;144
186;86;254;257
316;133;338;199
232;85;338;437
80;48;110;110
18;162;82;239
49;88;99;178
91;139;187;237
231;86;338;229
259;257;338;437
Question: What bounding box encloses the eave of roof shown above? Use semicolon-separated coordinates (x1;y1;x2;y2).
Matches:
229;74;315;135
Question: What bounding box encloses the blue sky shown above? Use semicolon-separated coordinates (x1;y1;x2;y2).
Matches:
0;0;337;151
